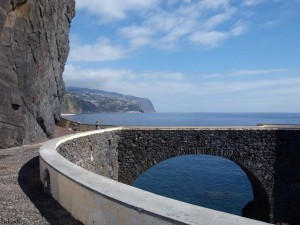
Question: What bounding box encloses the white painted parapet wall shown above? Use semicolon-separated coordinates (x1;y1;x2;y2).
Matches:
39;128;272;225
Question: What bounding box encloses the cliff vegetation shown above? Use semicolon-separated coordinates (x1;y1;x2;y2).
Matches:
61;87;156;114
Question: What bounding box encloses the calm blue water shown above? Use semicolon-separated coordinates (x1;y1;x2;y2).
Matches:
63;112;300;216
133;155;252;215
63;112;300;126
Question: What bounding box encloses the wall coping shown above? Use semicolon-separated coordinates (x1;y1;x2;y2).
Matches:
39;127;273;225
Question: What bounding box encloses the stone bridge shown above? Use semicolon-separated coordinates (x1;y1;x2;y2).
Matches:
55;126;300;225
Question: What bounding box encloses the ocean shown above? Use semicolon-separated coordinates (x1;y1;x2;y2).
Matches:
63;112;300;127
63;112;300;216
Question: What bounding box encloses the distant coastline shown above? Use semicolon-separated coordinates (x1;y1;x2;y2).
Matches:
61;87;156;114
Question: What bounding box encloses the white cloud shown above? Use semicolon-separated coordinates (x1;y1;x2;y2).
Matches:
116;0;246;50
76;0;159;22
260;20;280;29
198;0;231;9
64;65;136;88
65;1;299;112
189;30;229;47
202;68;289;78
191;31;229;47
72;0;290;56
190;21;247;47
63;65;300;112
64;66;186;90
242;0;266;6
231;23;247;36
205;77;300;94
141;71;185;81
68;38;127;62
234;69;289;75
119;26;154;48
203;9;236;30
73;0;278;59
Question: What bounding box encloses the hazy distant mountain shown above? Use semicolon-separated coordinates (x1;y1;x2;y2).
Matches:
61;87;156;114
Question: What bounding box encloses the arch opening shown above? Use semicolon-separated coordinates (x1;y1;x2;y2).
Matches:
117;129;273;222
133;154;254;217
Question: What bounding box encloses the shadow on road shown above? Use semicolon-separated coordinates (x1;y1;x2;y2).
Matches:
18;156;83;225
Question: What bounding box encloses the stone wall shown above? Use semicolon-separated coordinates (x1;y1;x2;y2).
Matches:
56;127;300;225
57;131;120;181
42;128;271;225
0;0;75;148
117;128;275;223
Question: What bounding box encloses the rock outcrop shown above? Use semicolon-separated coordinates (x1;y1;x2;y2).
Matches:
0;0;75;148
61;87;156;114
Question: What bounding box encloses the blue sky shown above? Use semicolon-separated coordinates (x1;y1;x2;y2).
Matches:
63;0;300;112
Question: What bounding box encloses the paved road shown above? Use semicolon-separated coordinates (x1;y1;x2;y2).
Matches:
0;142;82;225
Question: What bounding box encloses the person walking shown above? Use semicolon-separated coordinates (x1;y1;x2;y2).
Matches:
95;120;100;130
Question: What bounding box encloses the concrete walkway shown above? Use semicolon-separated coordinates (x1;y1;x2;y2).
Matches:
0;127;82;225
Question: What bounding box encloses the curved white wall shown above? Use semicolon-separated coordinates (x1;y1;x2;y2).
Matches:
39;128;271;225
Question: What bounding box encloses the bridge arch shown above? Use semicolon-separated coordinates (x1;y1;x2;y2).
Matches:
56;127;300;224
117;128;273;222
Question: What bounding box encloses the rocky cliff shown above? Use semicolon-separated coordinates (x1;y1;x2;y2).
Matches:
0;0;75;148
61;87;156;114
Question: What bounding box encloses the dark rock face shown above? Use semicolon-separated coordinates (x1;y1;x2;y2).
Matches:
0;0;75;148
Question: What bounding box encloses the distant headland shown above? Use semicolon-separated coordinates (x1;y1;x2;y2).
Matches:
61;86;156;114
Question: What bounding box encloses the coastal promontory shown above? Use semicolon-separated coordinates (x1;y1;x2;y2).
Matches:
0;0;75;148
61;87;156;114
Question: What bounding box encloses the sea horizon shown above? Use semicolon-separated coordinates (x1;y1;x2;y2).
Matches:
62;112;300;127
